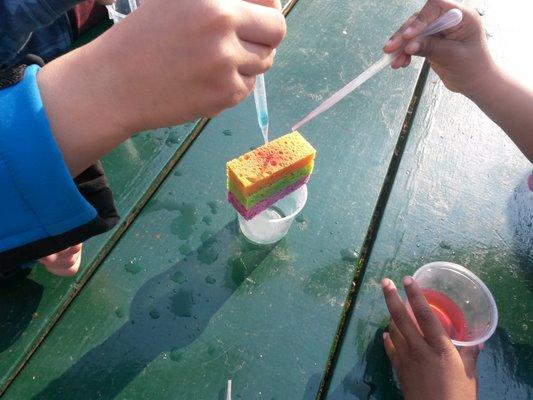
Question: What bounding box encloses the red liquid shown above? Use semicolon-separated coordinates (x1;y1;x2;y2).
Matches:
422;289;468;341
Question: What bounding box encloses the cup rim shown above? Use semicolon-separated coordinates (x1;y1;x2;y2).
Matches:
264;184;308;223
413;261;498;347
106;5;126;19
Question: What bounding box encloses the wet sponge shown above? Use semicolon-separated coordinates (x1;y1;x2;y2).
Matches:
226;131;316;219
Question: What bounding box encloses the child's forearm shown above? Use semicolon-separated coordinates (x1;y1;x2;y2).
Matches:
468;65;533;163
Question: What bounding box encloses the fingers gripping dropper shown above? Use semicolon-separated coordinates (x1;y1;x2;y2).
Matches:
291;8;463;131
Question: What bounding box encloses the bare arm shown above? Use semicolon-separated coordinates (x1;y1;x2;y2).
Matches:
37;0;286;176
469;65;533;162
385;0;533;163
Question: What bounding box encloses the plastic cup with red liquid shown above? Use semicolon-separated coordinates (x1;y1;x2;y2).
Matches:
411;262;498;347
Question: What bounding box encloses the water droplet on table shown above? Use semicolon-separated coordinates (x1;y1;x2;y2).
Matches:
115;308;124;318
202;215;212;225
223;129;232;136
296;214;306;223
179;243;193;255
207;201;219;215
170;203;198;240
165;131;182;146
149;309;160;319
171;271;187;284
200;230;216;243
340;248;359;262
171;218;194;239
198;243;219;265
439;241;451;250
205;275;217;284
124;262;142;274
170;347;183;361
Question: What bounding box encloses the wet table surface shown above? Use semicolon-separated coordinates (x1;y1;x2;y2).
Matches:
1;0;531;399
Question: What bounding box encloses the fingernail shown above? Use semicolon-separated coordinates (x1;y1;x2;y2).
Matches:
385;38;393;47
381;278;391;289
403;276;414;286
383;332;389;341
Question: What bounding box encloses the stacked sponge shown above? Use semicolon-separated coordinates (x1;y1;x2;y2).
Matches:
227;131;316;220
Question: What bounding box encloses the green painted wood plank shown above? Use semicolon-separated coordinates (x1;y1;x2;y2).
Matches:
0;123;201;394
0;1;295;393
325;1;533;399
4;0;426;398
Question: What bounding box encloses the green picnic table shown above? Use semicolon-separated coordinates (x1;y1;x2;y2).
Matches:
1;0;531;399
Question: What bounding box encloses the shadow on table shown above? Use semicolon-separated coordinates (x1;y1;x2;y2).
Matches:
478;327;533;393
315;327;533;400
0;271;43;354
35;220;281;399
303;329;403;400
303;328;402;400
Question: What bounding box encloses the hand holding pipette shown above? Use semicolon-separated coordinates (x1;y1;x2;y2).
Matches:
292;9;463;131
384;4;490;95
387;0;533;162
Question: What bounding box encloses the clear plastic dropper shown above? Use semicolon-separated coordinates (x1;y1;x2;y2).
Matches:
254;73;269;143
292;8;463;131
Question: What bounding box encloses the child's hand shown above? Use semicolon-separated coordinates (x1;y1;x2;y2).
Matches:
39;0;286;175
39;243;83;276
381;276;480;400
384;0;495;98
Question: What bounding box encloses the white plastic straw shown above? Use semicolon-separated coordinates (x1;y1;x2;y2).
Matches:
226;380;232;400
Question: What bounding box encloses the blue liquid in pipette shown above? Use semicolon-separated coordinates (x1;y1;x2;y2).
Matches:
259;113;268;127
258;112;269;143
254;74;269;143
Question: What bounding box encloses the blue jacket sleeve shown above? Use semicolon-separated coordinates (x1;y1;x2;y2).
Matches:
0;64;97;253
0;0;79;66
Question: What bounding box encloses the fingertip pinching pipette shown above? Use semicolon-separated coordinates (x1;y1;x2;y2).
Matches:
254;73;269;143
291;8;463;131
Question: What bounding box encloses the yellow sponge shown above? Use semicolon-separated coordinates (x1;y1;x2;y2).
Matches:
226;131;316;197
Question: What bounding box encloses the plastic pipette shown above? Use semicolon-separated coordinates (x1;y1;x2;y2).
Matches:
253;73;269;143
292;8;463;131
128;0;138;12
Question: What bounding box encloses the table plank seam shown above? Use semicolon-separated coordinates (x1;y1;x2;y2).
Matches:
316;62;432;400
0;118;209;396
1;0;304;395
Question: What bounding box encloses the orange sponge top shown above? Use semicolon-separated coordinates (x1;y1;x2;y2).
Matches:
227;131;316;197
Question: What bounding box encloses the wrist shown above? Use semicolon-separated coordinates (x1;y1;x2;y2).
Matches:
37;40;135;175
463;58;504;103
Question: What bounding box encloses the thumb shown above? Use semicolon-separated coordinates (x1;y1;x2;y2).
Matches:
403;35;458;61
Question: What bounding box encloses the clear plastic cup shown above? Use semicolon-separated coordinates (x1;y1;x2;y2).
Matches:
412;262;498;347
106;0;141;23
238;185;308;245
